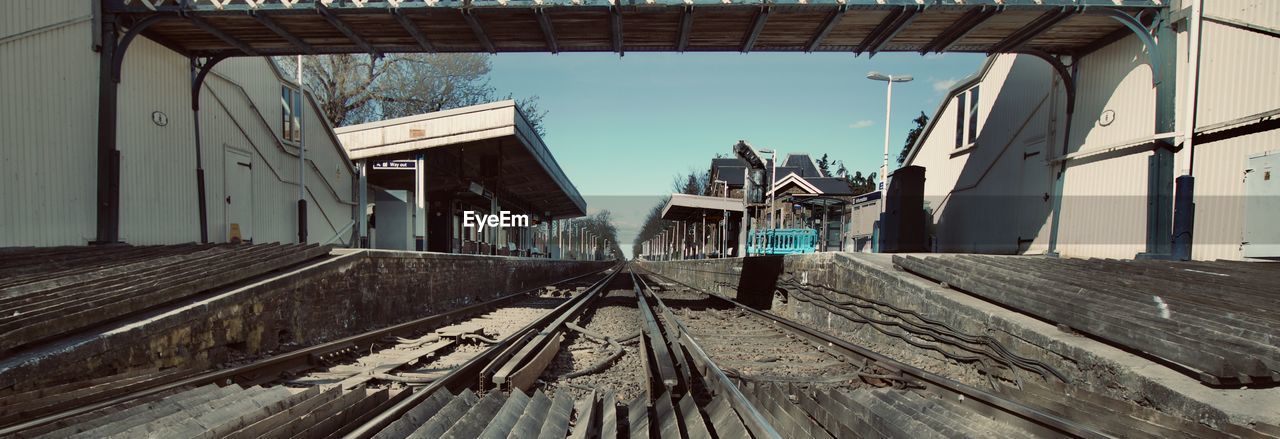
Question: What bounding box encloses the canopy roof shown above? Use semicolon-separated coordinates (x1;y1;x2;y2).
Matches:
661;193;745;222
335;100;586;218
108;1;1162;57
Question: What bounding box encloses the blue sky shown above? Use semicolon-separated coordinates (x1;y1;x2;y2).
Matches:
487;52;985;255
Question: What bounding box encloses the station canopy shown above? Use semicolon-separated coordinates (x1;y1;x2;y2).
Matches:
109;0;1163;57
661;193;746;222
335;100;586;219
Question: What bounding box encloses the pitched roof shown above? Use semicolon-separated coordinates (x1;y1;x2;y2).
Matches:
767;173;822;196
783;153;824;177
807;177;855;195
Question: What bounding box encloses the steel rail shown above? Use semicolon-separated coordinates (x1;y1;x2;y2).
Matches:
633;265;1111;439
630;266;784;439
0;265;616;436
342;264;624;439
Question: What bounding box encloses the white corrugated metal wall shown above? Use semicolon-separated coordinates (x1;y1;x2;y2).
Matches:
908;55;1059;254
1;0;354;247
907;0;1278;260
1055;35;1157;259
0;0;98;246
1182;0;1280;260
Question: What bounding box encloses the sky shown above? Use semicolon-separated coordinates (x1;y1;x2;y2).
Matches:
486;51;986;257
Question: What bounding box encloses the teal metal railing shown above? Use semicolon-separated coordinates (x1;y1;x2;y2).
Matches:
748;228;818;255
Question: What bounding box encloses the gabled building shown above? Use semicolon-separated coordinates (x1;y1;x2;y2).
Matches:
1;1;356;247
900;0;1278;260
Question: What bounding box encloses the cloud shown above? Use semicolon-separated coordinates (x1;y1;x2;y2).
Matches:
848;120;874;129
932;78;959;93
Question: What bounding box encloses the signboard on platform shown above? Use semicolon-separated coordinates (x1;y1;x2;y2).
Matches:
372;160;416;170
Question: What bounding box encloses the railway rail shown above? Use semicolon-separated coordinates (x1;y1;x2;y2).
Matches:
0;266;617;438
4;260;1265;438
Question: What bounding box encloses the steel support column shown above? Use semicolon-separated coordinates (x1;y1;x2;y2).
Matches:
95;14;120;244
1140;11;1178;258
190;55;228;244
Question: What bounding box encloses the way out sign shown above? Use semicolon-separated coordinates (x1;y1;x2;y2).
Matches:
373;160;416;170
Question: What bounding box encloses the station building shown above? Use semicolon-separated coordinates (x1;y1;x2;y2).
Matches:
1;0;357;247
901;0;1278;260
649;152;869;259
335;101;586;256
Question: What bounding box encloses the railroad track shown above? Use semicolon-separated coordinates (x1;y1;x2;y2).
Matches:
6;261;1259;438
634;265;1272;439
0;266;617;438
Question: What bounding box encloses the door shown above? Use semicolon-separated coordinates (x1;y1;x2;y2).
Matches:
224;148;253;243
1243;151;1279;258
1016;139;1052;253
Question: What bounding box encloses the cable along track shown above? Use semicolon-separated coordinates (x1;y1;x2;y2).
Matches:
632;266;1106;439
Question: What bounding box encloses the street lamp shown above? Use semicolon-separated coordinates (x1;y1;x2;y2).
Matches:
714;179;727;257
866;71;913;214
757;148;778;230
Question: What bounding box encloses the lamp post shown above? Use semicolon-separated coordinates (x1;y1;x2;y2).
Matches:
757;149;778;229
713;179;727;257
866;71;913;214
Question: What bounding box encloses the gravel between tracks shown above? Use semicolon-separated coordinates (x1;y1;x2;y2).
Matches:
539;288;646;402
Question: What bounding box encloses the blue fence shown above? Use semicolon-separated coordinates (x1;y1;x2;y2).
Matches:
748;229;818;255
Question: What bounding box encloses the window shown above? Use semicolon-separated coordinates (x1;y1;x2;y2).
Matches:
954;85;981;149
281;86;302;143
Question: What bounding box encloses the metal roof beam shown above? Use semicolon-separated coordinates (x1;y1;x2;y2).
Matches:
988;6;1078;54
316;5;380;58
535;8;559;54
855;6;920;57
677;5;693;52
251;12;315;55
464;9;498;54
920;5;1000;54
741;6;770;53
611;5;624;55
391;10;436;52
805;5;845;53
188;16;259;56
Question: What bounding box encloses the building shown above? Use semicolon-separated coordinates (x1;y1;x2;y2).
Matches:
900;0;1278;260
334;101;586;256
1;0;356;247
650;151;869;259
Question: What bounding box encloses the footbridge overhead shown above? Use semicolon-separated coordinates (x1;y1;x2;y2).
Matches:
106;0;1164;57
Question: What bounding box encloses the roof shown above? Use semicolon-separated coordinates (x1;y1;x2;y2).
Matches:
107;2;1163;57
767;173;821;196
335;100;586;218
783;153;824;177
806;177;854;195
660;193;746;222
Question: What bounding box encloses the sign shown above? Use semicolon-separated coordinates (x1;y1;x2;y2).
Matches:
373;160;416;170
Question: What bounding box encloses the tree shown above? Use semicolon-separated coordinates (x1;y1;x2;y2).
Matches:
834;161;876;195
815;154;832;176
275;54;548;136
565;210;623;260
897;111;929;165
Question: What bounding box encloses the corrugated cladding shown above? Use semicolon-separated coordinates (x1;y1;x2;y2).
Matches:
0;2;97;247
1055;34;1157;259
1184;10;1280;260
2;0;353;247
0;0;87;38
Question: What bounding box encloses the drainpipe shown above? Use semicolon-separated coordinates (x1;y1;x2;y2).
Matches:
296;55;308;244
1172;0;1204;261
1047;59;1077;257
